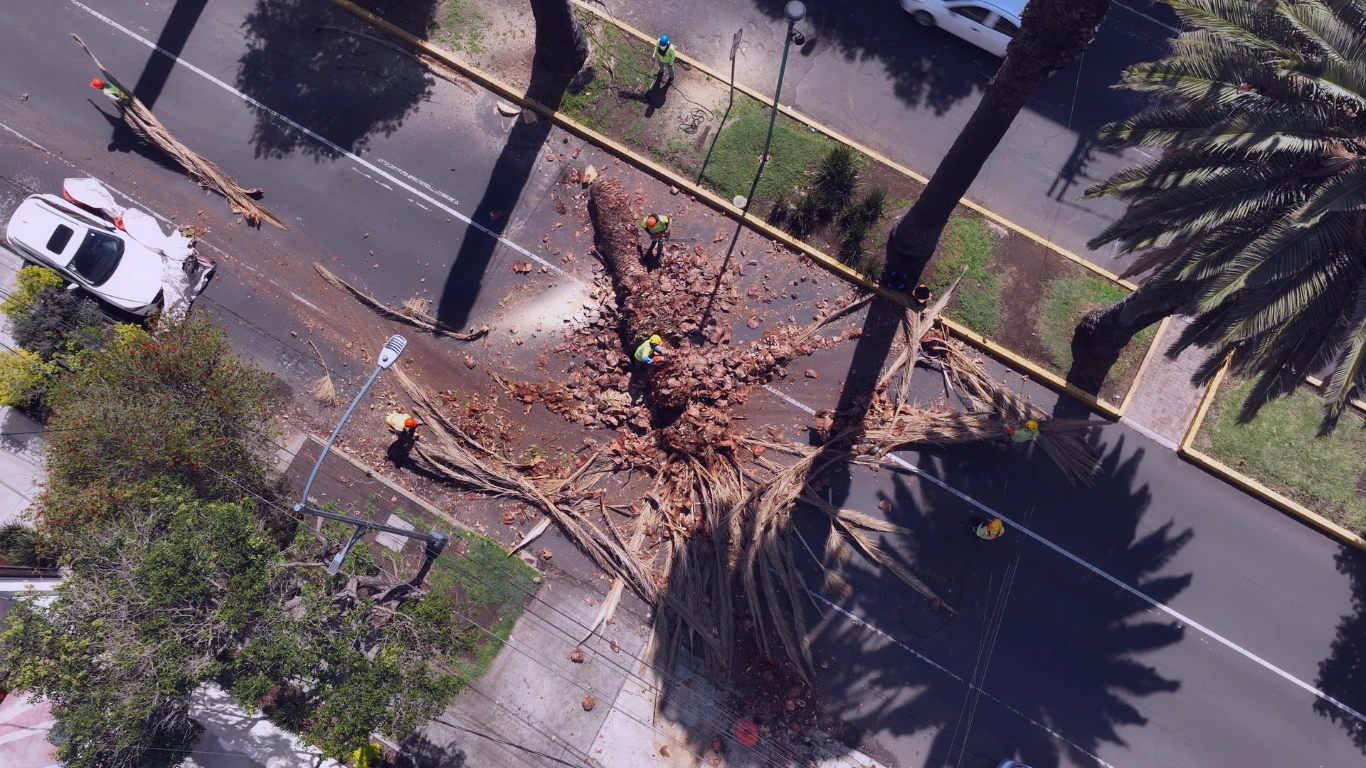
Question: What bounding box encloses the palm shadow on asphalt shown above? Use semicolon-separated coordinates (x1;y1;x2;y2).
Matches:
1314;545;1366;753
798;432;1191;767
745;0;1174;219
235;0;440;161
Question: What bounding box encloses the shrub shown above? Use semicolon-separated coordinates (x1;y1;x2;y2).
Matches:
812;145;860;210
12;288;106;361
0;523;41;566
0;349;54;409
840;188;888;231
0;266;64;320
42;311;279;499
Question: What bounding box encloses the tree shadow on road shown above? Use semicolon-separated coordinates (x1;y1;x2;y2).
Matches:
1313;545;1366;752
801;434;1191;767
235;0;440;160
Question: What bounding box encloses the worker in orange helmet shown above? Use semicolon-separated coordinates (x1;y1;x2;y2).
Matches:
641;213;671;259
969;516;1005;541
90;78;129;105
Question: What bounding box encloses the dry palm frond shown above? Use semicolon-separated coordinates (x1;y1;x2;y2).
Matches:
798;493;910;533
73;35;286;229
401;296;432;318
307;340;337;405
835;519;956;613
794;526;851;598
313;263;490;341
824;523;852;566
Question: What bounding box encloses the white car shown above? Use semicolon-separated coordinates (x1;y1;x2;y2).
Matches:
901;0;1024;58
4;193;210;316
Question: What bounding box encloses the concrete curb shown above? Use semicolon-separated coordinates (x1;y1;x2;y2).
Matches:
569;0;1138;291
324;0;1130;420
1179;362;1366;553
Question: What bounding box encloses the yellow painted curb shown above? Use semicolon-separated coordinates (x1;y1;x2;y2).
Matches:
1178;362;1366;553
1117;315;1171;416
570;0;1137;291
940;317;1122;419
325;0;1126;420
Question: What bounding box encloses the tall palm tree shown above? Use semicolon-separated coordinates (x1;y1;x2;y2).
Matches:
887;0;1112;269
528;0;588;75
1076;0;1366;426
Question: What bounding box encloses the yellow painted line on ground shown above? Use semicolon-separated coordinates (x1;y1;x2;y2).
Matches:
326;0;1125;420
570;0;1138;291
1179;362;1366;552
939;317;1122;418
1117;315;1171;416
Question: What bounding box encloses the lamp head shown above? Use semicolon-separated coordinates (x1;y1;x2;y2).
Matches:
377;334;408;369
784;1;806;22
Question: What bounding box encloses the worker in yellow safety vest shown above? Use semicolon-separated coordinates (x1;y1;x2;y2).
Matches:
634;334;664;365
652;35;678;82
1005;418;1039;443
641;213;670;258
970;517;1004;541
90;78;129;105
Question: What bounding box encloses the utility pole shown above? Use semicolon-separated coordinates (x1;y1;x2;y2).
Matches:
294;334;449;577
741;1;806;212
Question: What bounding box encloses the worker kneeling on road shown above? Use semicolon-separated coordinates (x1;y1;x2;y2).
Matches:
90;78;129;105
634;334;665;365
1005;418;1039;443
641;213;670;258
970;516;1005;541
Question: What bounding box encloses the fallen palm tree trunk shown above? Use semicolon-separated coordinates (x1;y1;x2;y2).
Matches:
73;34;287;230
313;263;489;341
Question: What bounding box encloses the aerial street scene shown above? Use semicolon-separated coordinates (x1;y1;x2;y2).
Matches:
1;0;1365;767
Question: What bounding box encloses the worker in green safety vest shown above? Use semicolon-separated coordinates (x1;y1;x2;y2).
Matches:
634;334;664;365
641;213;670;258
653;35;678;82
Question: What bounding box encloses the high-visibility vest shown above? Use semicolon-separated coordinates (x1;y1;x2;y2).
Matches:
975;522;1003;540
1010;426;1038;443
656;44;677;65
641;214;670;236
634;339;659;363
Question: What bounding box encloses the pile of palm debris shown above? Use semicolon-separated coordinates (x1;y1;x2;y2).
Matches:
338;172;1102;693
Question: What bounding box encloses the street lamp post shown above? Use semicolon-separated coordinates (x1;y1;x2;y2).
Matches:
294;334;450;577
744;1;806;211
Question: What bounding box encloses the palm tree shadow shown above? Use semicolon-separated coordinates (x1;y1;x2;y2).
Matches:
803;435;1191;766
1313;545;1366;752
235;0;441;161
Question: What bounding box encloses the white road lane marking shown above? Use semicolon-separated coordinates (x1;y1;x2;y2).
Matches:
67;0;566;276
758;385;1366;730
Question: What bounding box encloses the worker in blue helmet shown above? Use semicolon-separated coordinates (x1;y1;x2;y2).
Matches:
653;34;678;82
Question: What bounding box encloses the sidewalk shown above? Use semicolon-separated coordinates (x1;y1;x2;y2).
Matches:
1119;317;1212;450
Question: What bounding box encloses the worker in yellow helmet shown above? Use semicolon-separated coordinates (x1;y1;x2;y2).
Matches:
634;334;665;365
970;516;1005;541
1005;418;1039;443
641;213;671;258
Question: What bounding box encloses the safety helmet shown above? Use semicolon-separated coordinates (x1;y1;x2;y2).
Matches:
658;35;670;47
1025;419;1039;430
404;417;419;430
646;215;658;227
988;518;1003;532
90;79;105;89
649;334;662;345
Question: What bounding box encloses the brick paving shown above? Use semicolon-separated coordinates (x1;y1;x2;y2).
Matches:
1120;317;1213;449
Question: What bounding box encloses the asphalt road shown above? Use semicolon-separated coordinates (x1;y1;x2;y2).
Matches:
2;2;1365;768
601;0;1178;272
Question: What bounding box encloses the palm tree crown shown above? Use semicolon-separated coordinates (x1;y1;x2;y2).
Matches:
1088;0;1366;426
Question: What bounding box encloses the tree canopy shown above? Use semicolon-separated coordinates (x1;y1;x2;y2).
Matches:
1084;0;1366;427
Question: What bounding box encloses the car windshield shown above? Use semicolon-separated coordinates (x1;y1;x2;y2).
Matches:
70;230;124;286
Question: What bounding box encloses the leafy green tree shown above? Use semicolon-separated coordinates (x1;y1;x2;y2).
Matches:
0;266;65;320
1076;0;1366;426
42;311;278;500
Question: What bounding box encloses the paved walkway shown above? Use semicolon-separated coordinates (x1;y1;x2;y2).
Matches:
1121;317;1212;450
